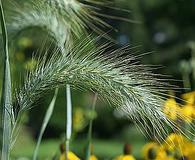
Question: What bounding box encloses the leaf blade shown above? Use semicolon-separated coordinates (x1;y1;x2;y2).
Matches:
0;0;12;159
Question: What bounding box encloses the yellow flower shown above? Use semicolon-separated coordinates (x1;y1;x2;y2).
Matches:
142;142;159;160
163;133;188;150
59;143;80;160
142;134;195;160
90;155;98;160
59;151;80;160
181;104;195;123
187;145;195;160
73;107;87;132
163;98;180;120
155;146;175;160
182;91;195;105
114;155;136;160
162;133;195;159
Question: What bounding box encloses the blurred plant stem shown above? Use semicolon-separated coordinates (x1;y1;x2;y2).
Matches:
180;60;191;91
86;93;98;160
182;73;191;91
33;88;59;160
0;0;12;159
66;84;72;159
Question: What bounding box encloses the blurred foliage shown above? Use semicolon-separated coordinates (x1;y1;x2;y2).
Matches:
113;0;195;82
12;126;145;159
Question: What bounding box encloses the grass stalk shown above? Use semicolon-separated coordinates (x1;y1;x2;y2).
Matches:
33;88;59;160
65;84;72;159
0;0;12;159
86;93;98;160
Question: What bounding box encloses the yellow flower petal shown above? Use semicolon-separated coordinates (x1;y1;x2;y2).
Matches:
114;155;136;160
59;151;80;160
163;98;180;120
142;142;159;160
187;145;195;160
182;91;195;105
181;104;195;123
156;147;174;160
90;155;98;160
163;133;193;157
164;133;188;147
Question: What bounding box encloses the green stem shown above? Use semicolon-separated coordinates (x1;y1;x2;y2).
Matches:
86;93;98;160
33;88;59;160
66;84;72;160
0;0;12;160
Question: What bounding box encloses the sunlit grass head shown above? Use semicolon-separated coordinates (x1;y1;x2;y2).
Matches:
12;36;188;144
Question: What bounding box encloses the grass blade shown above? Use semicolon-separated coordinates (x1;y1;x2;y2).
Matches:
33;88;59;160
0;0;13;159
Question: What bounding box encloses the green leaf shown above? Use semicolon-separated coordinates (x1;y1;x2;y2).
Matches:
0;0;12;159
33;88;59;160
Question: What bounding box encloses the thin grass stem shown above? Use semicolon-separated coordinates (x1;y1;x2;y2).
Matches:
33;88;59;160
65;84;72;159
86;93;98;160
